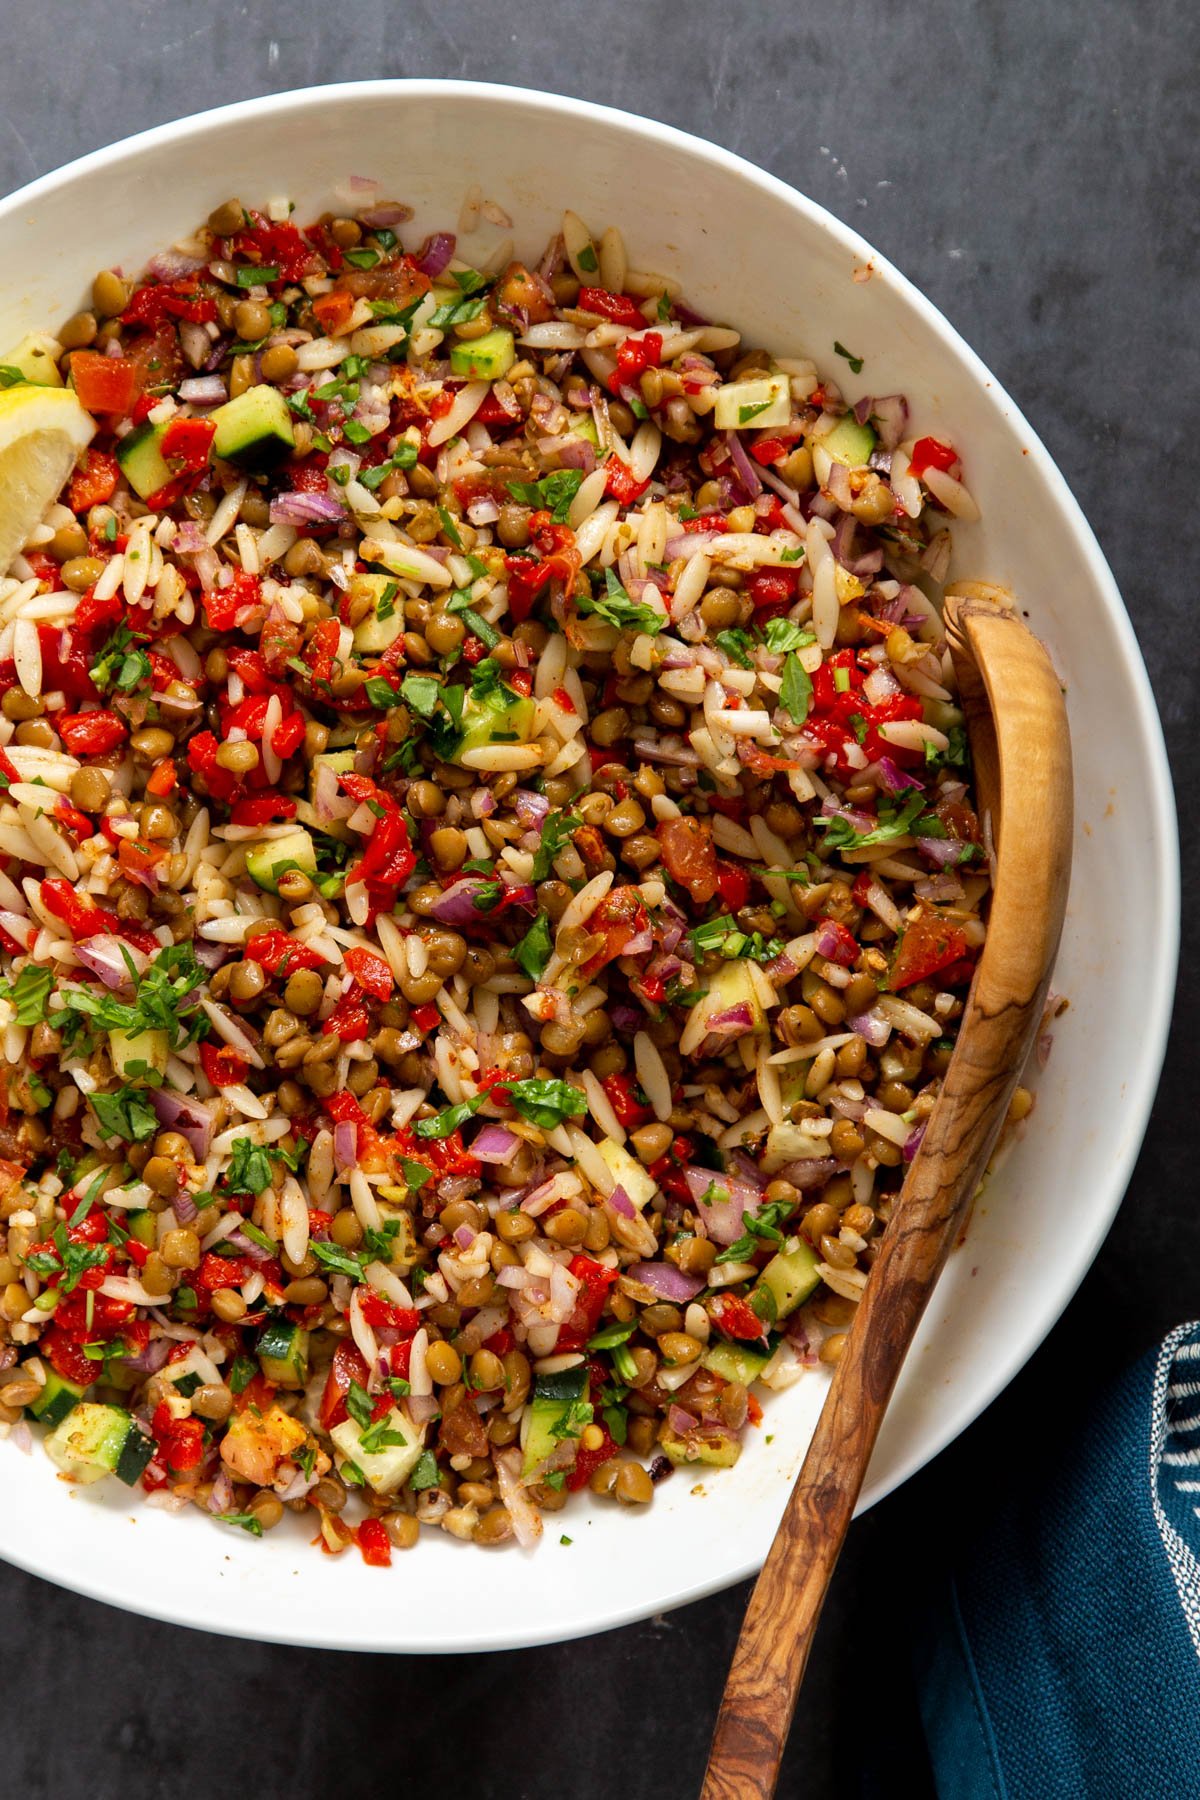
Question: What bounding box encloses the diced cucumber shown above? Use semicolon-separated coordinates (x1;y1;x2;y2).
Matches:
257;1319;309;1388
522;1364;590;1479
211;384;295;467
597;1138;657;1212
116;421;173;501
108;1027;168;1080
244;826;316;895
449;328;515;380
27;1366;87;1428
713;373;791;431
349;572;403;654
754;1236;820;1322
126;1209;158;1249
44;1402;152;1486
454;691;535;758
330;1404;424;1495
2;332;64;387
818;414;876;469
703;1341;772;1386
659;1424;743;1469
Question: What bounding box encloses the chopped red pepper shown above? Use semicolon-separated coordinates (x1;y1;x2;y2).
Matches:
68;448;121;512
888;913;969;991
814;917;859;966
123;279;217;330
908;436;959;480
604;458;651;505
203;571;263;633
576;287;645;327
56;709;127;756
556;1254;620;1352
40;877;112;940
609;330;662;396
356;1517;392;1568
41;1327;97;1387
151;1402;205;1474
200;1042;250;1088
337;772;416;922
715;860;751;912
601;1071;655;1130
245;929;327;976
159;415;216;471
145;758;177;798
577;886;651;980
712;1293;769;1343
344;946;394;1003
746;567;800;619
566;1421;619;1492
321;987;371;1043
197;1253;253;1293
69;351;143;416
230;793;297;827
318;1340;370;1433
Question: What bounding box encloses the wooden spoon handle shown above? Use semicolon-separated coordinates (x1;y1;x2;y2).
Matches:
701;598;1072;1799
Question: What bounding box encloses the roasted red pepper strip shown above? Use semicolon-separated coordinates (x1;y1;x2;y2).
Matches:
601;1071;654;1130
343;946;394;1002
200;1042;250;1088
56;710;127;756
159;415;216;471
908;436;958;480
203;570;263;633
40;877;112;940
356;1518;392;1567
69;351;143;416
245;929;327;976
321;988;371;1043
888;913;969;991
151;1402;205;1474
556;1254;619;1352
68;449;121;512
318;1341;370;1432
576;286;645;327
337;772;416;921
230;793;297;827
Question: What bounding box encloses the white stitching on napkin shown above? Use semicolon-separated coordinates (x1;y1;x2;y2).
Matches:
1150;1322;1200;1662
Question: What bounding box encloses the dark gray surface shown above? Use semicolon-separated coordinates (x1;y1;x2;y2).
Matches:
1;5;1195;1796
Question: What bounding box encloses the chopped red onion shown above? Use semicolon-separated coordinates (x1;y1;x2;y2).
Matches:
427;877;491;925
173;1188;198;1225
609;1006;643;1035
815;921;847;960
453;1224;476;1250
74;934;146;991
512;789;551;829
848;1010;891;1048
472;1125;521;1163
683;1163;765;1245
875;754;919;796
778;1156;841;1190
415;231;456;277
871;394;909;453
606;1185;636;1219
146;248;206;281
229;1230;273;1265
724;430;763;498
123;1336;172;1375
853;395;874;426
554;436;597;472
358;201;414;228
148;1087;215;1160
663;529;718;560
630;1262;705;1304
171;520;209;555
916;835;966;869
903;1121;927;1162
467;497;500;526
825;460;854;511
177;374;227;405
334;1120;357;1174
668;1404;699;1436
269;490;346;527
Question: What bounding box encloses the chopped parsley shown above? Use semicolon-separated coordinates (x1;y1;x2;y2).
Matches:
228;1355;258;1395
309;1241;371;1281
714;1202;796;1264
514;912;554;981
715;628;755;668
819;793;942;851
88;1085;159;1144
531;810;580;882
58;943;208;1053
399;673;442;717
505;469;584;524
89;623;151;696
0;964;53;1027
501;1077;588;1130
409;1449;441;1491
414;1093;488;1139
400;1156;433;1191
578;566;665;636
833;341;864;374
215;1512;264;1536
25;1224;108;1296
762;617;815;655
225;1138;274;1196
779;654;813;725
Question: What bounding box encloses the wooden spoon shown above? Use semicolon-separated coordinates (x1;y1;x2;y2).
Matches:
701;592;1073;1800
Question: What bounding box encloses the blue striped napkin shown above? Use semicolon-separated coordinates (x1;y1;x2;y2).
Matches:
913;1322;1200;1799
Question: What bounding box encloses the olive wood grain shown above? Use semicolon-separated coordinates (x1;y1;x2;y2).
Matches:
701;595;1073;1800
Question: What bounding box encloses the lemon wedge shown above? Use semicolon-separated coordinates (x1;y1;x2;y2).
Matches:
0;385;95;577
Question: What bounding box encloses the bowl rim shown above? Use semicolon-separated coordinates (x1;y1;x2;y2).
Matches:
0;76;1180;1649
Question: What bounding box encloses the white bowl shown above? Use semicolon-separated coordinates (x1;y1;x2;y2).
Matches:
0;80;1177;1652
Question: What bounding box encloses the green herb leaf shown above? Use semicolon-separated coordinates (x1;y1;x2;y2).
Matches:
833;341;864;375
514;912;554;981
225;1138;274;1196
579;565;665;636
400;1156;433;1192
531;810;580;884
714;628;755;668
88;1085;159;1144
587;1320;637;1350
228;1355;257;1395
399;673;442;717
309;1240;370;1281
0;964;53;1027
413;1093;487;1140
779;653;813;725
215;1511;264;1536
409;1449;441;1491
762;618;815;654
505;469;584;524
501;1077;588;1131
